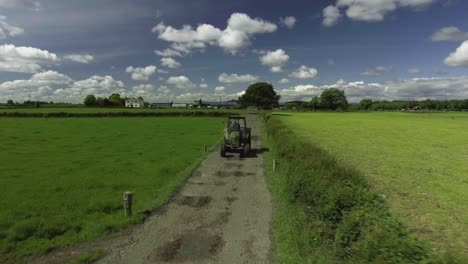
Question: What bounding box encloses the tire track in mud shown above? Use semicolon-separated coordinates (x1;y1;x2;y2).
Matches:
97;113;272;264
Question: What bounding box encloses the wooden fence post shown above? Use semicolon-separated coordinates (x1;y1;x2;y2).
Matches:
273;159;276;172
124;191;133;217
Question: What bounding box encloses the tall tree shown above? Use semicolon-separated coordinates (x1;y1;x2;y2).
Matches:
84;94;97;106
7;99;14;105
309;96;320;111
238;82;280;109
320;88;348;110
359;99;373;110
108;93;124;106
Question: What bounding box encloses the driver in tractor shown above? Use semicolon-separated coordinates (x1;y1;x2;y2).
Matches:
229;119;240;131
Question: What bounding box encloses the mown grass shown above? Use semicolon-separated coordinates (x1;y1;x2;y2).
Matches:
278;112;468;260
0;117;224;260
262;112;465;263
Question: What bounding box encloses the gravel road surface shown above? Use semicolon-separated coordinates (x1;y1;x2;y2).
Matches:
97;113;273;264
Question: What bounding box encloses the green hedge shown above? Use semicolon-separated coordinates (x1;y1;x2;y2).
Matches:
0;111;237;118
263;114;458;263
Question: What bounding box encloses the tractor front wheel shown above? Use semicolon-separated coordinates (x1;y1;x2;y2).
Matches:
220;144;226;157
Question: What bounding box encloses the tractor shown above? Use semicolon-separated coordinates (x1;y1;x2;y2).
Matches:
220;116;251;157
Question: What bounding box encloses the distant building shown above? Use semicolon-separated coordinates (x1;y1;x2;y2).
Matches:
172;103;189;108
193;99;239;109
284;100;308;109
125;98;145;108
151;102;173;108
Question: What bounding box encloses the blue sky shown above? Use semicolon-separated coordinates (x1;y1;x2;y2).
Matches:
1;0;468;103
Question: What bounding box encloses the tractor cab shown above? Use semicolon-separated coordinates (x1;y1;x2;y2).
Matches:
221;116;251;157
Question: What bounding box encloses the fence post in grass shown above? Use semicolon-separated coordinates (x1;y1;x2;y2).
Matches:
124;191;133;217
273;159;276;172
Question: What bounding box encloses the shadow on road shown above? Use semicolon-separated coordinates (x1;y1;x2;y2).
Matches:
221;148;268;159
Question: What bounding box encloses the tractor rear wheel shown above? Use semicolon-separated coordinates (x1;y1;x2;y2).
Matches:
220;144;226;157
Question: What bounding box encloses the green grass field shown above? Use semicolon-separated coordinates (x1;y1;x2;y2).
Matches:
0;107;240;114
0;117;224;259
275;112;468;258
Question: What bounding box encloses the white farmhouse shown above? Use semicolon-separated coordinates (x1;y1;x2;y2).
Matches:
125;98;145;108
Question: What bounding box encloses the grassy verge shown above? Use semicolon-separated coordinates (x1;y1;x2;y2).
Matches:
67;250;105;264
0;117;224;261
261;113;461;263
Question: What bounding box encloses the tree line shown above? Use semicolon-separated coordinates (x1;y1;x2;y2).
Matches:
285;89;468;112
238;82;468;111
4;83;468;111
84;94;146;107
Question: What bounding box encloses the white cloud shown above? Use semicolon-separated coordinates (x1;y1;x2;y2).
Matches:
153;13;277;54
220;13;277;54
170;42;206;55
324;0;436;26
431;26;468;42
444;40;468;67
154;48;183;57
0;44;59;73
259;49;290;72
71;75;125;96
279;77;468;102
218;73;259;83
154;23;222;43
289;65;319;79
166;75;195;89
226;13;277;34
408;68;422;74
131;84;157;97
279;16;296;29
0;71;126;102
200;83;208;88
160;57;181;69
0;71;71;91
125;65;157;81
157;85;170;94
323;5;342;27
0;16;24;39
215;86;225;92
64;54;94;64
360;66;392;76
279;78;289;84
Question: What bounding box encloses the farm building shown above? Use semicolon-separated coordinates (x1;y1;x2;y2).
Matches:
192;99;239;109
172;103;189;108
125;98;145;108
151;102;173;108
